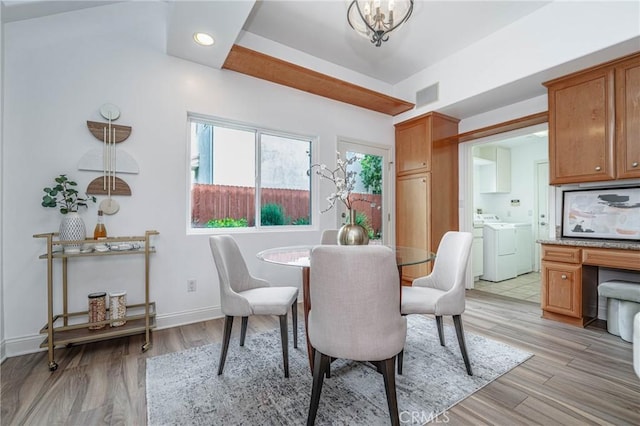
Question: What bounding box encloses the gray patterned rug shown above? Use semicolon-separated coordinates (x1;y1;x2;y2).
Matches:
146;315;532;425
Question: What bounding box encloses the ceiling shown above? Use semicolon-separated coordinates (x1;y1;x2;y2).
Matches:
2;1;638;119
2;0;550;85
241;0;550;85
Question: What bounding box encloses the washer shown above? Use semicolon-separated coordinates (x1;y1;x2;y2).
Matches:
482;223;517;282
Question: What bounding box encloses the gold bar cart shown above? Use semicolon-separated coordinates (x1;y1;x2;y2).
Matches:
33;230;159;371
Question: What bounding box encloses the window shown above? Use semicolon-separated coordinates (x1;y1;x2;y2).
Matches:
189;116;312;230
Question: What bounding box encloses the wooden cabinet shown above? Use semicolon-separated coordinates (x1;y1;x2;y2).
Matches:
542;261;582;320
541;245;586;326
396;118;431;174
395;112;459;283
544;52;640;184
615;54;640;179
540;243;640;327
396;173;429;281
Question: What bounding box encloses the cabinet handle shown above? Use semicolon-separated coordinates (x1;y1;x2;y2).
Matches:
422;162;426;166
422;178;426;183
561;274;567;280
632;162;639;168
595;166;601;171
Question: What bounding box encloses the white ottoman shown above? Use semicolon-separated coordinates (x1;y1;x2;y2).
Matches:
634;312;640;378
598;280;640;342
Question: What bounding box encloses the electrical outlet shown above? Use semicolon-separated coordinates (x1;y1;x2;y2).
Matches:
187;279;197;292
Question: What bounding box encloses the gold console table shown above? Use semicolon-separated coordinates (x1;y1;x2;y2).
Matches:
33;230;159;371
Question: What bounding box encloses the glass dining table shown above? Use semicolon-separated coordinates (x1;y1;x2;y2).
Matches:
256;244;435;373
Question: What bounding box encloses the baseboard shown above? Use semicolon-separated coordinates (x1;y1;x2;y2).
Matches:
2;306;224;359
156;306;223;330
1;339;6;364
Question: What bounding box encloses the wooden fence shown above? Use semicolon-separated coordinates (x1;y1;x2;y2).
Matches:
191;184;382;232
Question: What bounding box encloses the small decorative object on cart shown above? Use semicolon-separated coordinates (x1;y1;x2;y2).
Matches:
88;292;106;330
109;291;127;327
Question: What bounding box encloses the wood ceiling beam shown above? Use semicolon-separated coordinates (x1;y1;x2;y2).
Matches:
222;45;415;116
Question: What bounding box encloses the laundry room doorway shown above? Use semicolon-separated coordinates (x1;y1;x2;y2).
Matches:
460;118;552;304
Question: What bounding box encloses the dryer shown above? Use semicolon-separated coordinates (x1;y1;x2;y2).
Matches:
481;223;517;282
513;223;533;275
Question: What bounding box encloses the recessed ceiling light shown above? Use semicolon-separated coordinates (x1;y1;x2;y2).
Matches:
193;32;214;46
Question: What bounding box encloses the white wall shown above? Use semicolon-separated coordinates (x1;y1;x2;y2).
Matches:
394;1;640;122
1;2;6;362
1;2;394;356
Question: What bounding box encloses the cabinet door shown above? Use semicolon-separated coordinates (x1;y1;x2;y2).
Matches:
616;54;640;179
547;68;615;184
541;261;582;318
395;117;431;175
396;173;430;282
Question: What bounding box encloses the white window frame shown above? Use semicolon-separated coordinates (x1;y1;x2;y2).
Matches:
186;113;317;234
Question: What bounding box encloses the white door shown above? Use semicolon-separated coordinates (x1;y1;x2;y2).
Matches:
338;139;391;245
534;161;550;271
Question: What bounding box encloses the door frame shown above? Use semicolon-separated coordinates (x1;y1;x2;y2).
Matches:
337;138;393;245
458;113;551;289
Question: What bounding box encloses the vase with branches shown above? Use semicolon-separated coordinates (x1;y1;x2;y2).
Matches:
308;152;369;244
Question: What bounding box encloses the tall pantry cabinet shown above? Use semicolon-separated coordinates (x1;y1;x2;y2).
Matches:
395;112;460;284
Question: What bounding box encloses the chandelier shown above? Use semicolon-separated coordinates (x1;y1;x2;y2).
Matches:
347;0;414;47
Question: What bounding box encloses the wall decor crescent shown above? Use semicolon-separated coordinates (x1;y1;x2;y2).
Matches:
86;121;131;143
86;176;132;196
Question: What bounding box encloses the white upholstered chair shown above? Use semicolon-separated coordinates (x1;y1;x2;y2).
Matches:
307;245;406;426
400;231;474;376
320;229;339;245
209;235;298;378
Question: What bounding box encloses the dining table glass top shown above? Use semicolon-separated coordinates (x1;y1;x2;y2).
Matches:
256;245;434;268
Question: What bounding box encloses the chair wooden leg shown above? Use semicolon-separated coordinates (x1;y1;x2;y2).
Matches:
307;350;330;426
292;300;298;349
279;314;290;378
240;316;248;346
397;349;404;375
380;356;400;426
435;315;445;346
218;315;233;375
453;314;473;376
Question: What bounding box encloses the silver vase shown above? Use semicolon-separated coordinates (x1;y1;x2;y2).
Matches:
337;210;369;245
59;212;86;253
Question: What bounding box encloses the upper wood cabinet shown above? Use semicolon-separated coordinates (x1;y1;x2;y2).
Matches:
616;55;640;179
395;113;459;176
544;52;640;184
396;117;431;174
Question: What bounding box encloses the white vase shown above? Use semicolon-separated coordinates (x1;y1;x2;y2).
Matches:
59;212;86;253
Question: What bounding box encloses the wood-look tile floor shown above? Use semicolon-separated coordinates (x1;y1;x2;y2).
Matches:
475;272;541;303
2;290;639;425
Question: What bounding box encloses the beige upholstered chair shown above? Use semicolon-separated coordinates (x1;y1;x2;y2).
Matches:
307;245;406;426
400;231;474;375
320;229;339;245
209;235;299;378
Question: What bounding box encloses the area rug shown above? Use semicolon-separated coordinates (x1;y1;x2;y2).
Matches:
146;315;532;425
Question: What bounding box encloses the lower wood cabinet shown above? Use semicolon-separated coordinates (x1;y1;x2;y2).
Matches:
540;243;639;327
541;261;582;321
396;172;430;283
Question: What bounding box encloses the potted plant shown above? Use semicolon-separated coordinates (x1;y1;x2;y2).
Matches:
42;174;96;252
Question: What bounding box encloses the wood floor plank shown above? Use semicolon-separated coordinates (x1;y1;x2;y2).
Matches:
2;291;639;425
